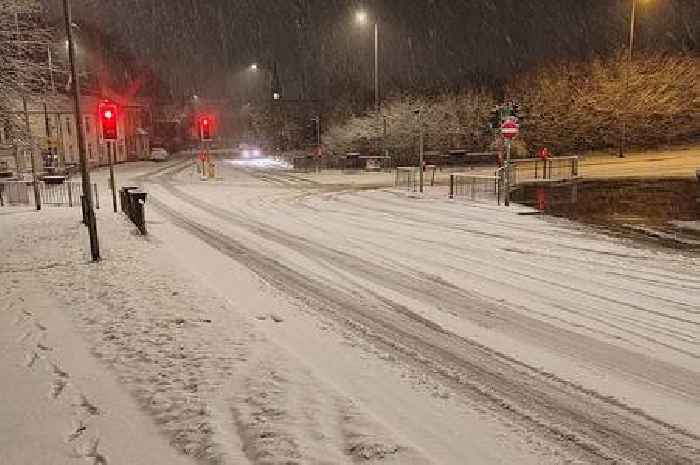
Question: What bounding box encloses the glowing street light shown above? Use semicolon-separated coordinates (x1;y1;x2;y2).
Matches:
619;0;651;158
250;63;258;71
355;10;368;25
354;9;379;116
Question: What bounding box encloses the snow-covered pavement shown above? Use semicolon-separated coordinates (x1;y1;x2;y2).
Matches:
2;156;699;464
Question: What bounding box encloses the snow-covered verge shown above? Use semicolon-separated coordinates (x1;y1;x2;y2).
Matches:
0;207;430;465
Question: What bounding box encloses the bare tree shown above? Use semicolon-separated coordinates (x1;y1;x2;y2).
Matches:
0;0;51;139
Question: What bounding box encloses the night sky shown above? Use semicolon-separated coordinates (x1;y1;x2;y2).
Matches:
51;0;699;101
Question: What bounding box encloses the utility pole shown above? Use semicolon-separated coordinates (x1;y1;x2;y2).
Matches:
63;0;100;261
23;97;41;211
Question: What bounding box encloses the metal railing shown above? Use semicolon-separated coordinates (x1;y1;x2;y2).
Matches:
0;181;99;208
394;166;437;191
449;172;502;203
509;156;579;186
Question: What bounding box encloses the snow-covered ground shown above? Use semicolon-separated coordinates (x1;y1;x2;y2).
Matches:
2;155;699;464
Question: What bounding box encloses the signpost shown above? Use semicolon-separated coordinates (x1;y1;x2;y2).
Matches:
100;100;118;212
500;118;519;206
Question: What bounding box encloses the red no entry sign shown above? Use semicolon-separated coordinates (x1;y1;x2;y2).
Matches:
501;119;519;140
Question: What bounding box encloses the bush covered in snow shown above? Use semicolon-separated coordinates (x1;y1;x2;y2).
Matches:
323;90;496;165
325;53;699;160
510;53;700;155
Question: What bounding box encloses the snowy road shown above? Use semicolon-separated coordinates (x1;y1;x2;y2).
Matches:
134;157;699;464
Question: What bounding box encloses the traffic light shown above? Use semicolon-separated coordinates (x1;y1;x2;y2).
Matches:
100;101;118;140
199;116;213;141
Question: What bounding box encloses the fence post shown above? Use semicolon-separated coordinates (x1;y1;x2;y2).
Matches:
449;174;454;199
67;183;73;207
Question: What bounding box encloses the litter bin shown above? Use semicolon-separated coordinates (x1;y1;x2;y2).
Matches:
127;189;148;235
120;186;139;213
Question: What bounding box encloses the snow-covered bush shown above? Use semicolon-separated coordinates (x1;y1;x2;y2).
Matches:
510;53;700;155
324;90;496;164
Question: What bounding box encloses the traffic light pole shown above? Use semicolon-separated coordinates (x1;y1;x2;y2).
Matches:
108;141;117;213
63;0;100;261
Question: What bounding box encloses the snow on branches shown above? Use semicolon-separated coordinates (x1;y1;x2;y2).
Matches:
0;0;52;134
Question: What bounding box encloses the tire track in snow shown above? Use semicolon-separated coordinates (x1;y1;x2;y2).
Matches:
144;173;700;464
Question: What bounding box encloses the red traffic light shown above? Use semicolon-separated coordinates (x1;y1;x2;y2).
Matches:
198;115;213;141
99;101;118;140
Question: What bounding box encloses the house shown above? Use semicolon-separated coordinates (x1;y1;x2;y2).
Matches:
0;94;151;176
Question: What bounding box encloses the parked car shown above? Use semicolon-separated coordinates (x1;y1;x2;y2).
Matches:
150;147;169;162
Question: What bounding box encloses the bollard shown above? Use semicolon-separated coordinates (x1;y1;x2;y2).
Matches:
81;194;88;225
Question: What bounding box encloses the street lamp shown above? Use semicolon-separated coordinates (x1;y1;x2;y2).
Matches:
247;63;282;101
619;0;649;158
354;9;379;115
62;0;100;261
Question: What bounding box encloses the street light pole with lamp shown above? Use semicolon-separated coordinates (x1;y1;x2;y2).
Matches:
354;10;380;115
62;0;100;261
619;0;648;159
355;9;382;158
247;62;282;101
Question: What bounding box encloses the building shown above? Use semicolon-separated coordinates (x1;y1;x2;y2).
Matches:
0;94;151;176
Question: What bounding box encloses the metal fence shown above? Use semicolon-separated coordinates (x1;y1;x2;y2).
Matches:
449;172;502;203
509;156;579;186
0;181;99;208
394;166;437;191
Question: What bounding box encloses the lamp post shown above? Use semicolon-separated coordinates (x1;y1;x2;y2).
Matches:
354;10;379;115
619;0;647;159
248;62;281;101
63;0;100;261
